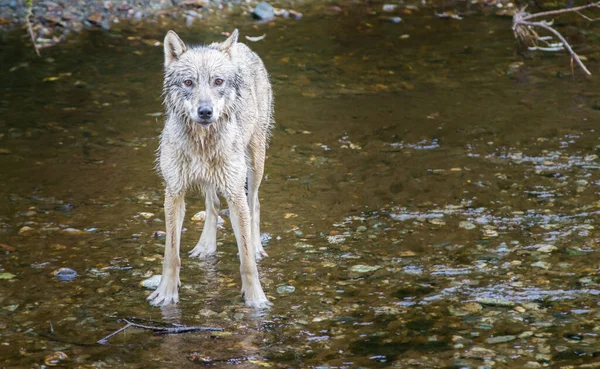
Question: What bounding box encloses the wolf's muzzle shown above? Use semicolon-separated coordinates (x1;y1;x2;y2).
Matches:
198;106;213;120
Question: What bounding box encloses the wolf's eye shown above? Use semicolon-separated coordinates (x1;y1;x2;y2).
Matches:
184;80;193;87
215;78;224;86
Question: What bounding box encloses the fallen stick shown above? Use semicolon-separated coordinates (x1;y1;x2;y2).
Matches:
25;0;40;56
512;2;600;76
97;319;225;344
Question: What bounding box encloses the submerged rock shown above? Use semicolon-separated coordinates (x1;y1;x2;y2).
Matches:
62;227;85;235
531;261;550;269
476;297;515;307
535;244;557;253
276;285;295;294
52;268;77;281
44;351;69;366
459;221;476;230
252;2;275;20
486;335;516;344
462;346;496;359
19;226;34;235
140;275;161;290
350;265;381;273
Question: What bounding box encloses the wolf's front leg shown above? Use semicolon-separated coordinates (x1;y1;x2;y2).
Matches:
148;190;185;306
190;186;220;259
227;193;271;309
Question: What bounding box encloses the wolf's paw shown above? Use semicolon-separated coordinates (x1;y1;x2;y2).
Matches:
147;278;180;306
189;244;216;259
241;286;272;309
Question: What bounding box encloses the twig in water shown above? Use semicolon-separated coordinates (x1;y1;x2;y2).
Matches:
512;2;600;76
97;319;225;344
25;0;40;56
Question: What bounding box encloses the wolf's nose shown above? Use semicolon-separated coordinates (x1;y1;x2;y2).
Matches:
198;106;213;119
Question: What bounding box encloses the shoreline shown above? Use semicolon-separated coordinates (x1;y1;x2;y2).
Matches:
0;0;302;50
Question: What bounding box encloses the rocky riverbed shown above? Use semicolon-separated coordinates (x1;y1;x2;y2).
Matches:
0;0;302;49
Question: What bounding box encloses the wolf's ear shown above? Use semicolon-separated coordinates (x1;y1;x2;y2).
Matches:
218;29;239;56
164;30;187;66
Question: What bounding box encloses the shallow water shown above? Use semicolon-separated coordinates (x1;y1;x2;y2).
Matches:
1;2;600;368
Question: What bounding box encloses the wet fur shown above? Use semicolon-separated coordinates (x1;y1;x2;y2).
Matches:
147;30;273;309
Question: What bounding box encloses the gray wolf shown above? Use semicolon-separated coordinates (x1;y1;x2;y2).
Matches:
147;29;273;309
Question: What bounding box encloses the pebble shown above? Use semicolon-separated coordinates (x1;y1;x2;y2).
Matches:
252;1;275;20
139;212;154;219
288;10;302;20
277;285;296;294
233;313;244;320
459;221;476;230
62;227;86;235
140;275;161;290
462;302;483;313
524;362;542;369
535;244;557;253
531;261;550;269
476;297;515;307
462;346;496;359
52;268;78;281
199;308;218;317
374;306;400;315
382;4;398;11
483;229;498;237
519;331;534;339
327;235;345;244
486;335;516;344
357;225;367;232
19;226;34;235
44;351;69;366
154;230;166;240
388;16;402;23
350;265;381;273
191;211;225;225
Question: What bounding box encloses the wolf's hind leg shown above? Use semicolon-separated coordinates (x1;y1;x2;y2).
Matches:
247;138;268;261
190;185;220;259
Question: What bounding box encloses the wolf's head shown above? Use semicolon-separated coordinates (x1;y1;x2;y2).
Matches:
163;30;240;127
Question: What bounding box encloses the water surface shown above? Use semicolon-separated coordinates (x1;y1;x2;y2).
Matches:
1;2;600;368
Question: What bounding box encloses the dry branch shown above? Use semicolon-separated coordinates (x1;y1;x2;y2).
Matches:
25;0;40;56
512;2;600;76
97;318;225;344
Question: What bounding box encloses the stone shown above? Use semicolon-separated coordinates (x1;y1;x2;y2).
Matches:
44;351;68;366
52;268;78;281
252;2;275;20
459;221;476;230
531;261;550;269
350;265;381;273
276;285;295;294
476;297;515;307
486;335;516;344
140;275;161;290
462;346;496;360
19;226;34;235
535;244;557;253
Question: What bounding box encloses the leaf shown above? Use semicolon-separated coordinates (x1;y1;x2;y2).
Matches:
0;273;16;280
0;243;15;252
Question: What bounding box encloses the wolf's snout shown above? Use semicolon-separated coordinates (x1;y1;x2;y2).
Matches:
198;106;213;120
